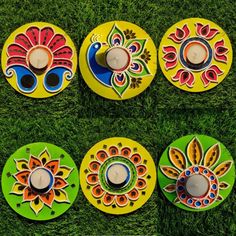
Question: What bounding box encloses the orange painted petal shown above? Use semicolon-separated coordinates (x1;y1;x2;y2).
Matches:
214;161;233;178
121;147;132;157
103;193;115;206
23;187;38;201
91;185;104;198
116;195;128;207
89;161;100;173
45;160;59;175
136;165;147;176
203;143;220;168
53;177;68;189
163;184;176;193
187;137;203;165
29;155;42;170
96;150;108;162
86;173;99;185
160;166;180;180
130;154;142;165
136;178;147;189
14;170;30;185
109;146;119;156
169;147;187;170
39;189;54;207
127;188;139;200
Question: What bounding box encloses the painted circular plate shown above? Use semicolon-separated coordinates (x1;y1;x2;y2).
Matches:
158;135;235;211
159;18;232;92
2;143;79;220
1;22;77;98
80;137;156;214
79;21;157;100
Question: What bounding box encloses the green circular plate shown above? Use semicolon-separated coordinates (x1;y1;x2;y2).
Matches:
158;134;235;211
2;142;79;220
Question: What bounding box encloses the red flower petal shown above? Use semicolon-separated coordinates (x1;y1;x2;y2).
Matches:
163;52;177;62
26;26;40;46
7;44;27;57
162;46;176;53
29;155;42;170
201;71;210;87
53;46;73;59
165;61;177;70
53;177;68;189
182;24;190;38
7;57;27;67
40;27;54;46
48;34;66;52
51;59;73;70
206;28;219;39
15;33;33;50
39;189;54;207
14;170;31;185
45;160;59;175
172;69;184;81
168;33;181;43
205;69;218;82
216;46;228;55
186;72;195;88
179;71;191;85
215;54;227;63
23;187;38;201
210;65;223;75
175;28;185;40
215;39;224;48
196;23;204;35
201;25;210;37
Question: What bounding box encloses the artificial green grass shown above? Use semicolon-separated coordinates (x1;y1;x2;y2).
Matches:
0;0;235;235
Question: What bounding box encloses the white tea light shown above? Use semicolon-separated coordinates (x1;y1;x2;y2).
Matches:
186;43;207;64
29;48;50;69
107;163;129;185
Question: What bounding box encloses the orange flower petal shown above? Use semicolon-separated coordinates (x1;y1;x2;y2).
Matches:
89;161;100;173
39;189;54;207
14;170;30;185
203;143;220;168
214;161;233;178
45;160;59;175
39;148;51;165
130;154;142;165
169;147;186;170
53;177;68;189
86;173;99;185
109;146;119;156
121;147;132;157
187;137;203;165
91;185;104;198
127;188;139;201
23;187;38;201
29;155;42;170
96;150;108;162
160;166;180;180
136;165;147;176
136;178;147;189
103;193;115;206
116;195;128;207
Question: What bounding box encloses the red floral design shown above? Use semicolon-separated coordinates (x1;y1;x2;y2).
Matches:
201;65;223;87
196;23;219;40
214;40;228;63
172;69;195;87
168;24;190;43
162;46;177;70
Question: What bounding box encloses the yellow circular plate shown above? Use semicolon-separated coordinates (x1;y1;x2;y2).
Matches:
79;21;157;100
1;22;77;98
80;137;156;214
159;18;232;92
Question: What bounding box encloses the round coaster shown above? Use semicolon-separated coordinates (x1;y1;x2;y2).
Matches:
158;135;235;211
2;143;79;220
79;21;157;100
80;137;156;214
1;22;77;98
159;18;232;92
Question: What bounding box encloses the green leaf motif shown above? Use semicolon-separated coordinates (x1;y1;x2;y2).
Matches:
111;72;130;97
128;59;151;77
108;24;125;47
125;39;147;57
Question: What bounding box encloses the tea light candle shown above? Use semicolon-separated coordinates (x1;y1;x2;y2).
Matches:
106;163;130;188
29;168;54;193
29;47;50;70
186;174;209;197
186;43;207;64
106;47;130;71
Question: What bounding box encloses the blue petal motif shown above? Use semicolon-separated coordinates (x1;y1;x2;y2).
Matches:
6;65;37;93
43;67;73;93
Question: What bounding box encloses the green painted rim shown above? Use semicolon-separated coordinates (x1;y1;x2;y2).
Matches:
1;142;79;220
158;134;235;211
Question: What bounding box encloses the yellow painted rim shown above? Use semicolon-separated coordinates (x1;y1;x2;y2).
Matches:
80;137;156;214
79;21;157;100
1;22;77;98
159;18;232;92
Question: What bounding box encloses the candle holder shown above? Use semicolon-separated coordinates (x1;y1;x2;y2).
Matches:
158;18;232;92
158;135;235;211
79;21;157;100
80;137;156;214
1;143;79;220
1;22;77;98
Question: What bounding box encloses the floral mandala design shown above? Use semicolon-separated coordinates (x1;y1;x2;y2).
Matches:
86;145;148;207
160;137;233;209
4;24;74;95
87;24;151;97
11;148;73;215
162;22;229;88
